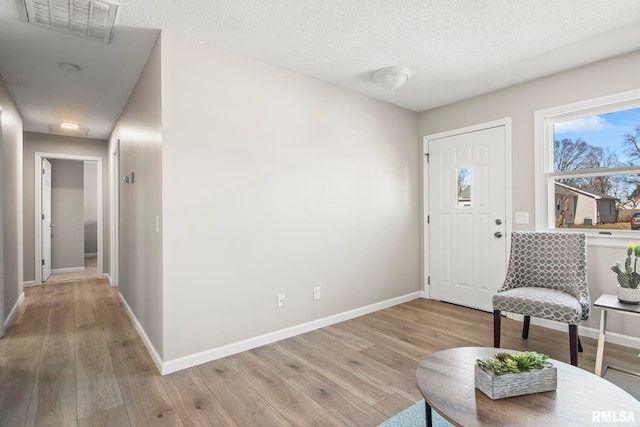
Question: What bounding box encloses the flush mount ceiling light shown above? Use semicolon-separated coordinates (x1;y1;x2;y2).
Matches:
49;123;89;137
372;66;412;90
60;122;79;130
24;0;119;44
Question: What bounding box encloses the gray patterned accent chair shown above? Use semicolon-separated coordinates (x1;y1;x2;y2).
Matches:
492;231;590;366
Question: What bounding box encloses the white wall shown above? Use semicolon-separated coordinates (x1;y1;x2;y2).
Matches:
50;159;84;270
419;49;640;339
160;32;420;361
22;132;109;282
109;35;163;357
84;162;98;255
0;73;23;329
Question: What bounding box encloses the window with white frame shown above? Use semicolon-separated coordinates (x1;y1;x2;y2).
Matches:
535;90;640;237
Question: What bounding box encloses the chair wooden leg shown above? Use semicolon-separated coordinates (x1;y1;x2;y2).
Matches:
569;324;578;366
522;315;531;339
493;310;501;348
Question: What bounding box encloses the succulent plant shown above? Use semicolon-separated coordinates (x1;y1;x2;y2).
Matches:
611;243;640;289
477;351;552;375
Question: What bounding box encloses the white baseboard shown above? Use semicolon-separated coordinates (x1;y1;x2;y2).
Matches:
118;293;164;374
23;280;37;288
51;266;86;274
84;253;97;258
103;273;113;287
507;313;640;350
160;291;423;375
4;292;25;329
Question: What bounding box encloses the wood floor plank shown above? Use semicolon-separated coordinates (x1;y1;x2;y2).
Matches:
78;405;131;427
277;335;393;406
249;343;310;380
3;289;53;358
331;318;440;362
373;393;416;418
161;368;239;427
25;359;77;427
195;359;293;427
292;333;422;402
40;283;76;364
225;350;347;427
95;296;136;347
287;366;389;426
0;355;40;427
109;339;182;427
74;280;99;326
75;321;124;419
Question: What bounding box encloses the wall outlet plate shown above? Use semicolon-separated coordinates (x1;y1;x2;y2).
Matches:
313;286;320;301
277;293;285;308
515;212;529;224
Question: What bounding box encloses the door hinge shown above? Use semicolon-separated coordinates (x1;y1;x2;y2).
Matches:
427;276;430;285
427;215;430;224
42;259;45;266
425;153;429;162
42;168;45;174
42;214;45;220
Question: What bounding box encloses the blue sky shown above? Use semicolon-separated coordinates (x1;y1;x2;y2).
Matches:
554;107;640;165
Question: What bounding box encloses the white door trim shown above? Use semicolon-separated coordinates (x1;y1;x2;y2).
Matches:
110;141;119;287
34;152;104;285
41;158;52;281
0;107;4;337
422;118;513;297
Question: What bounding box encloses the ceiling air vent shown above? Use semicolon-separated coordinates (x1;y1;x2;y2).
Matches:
24;0;119;44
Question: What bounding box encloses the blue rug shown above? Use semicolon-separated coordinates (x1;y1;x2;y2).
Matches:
379;400;453;427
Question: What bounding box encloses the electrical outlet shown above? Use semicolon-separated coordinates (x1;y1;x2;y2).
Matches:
313;286;320;301
277;293;285;308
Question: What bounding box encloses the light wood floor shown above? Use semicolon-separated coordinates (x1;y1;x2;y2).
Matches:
1;279;639;426
44;257;98;284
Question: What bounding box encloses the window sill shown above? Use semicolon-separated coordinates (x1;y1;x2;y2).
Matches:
537;228;640;248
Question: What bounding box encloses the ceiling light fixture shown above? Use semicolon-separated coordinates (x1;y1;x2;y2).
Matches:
372;66;412;90
60;122;80;130
49;123;90;136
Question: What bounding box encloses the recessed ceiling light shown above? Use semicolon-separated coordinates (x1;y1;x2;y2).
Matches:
60;122;80;130
60;63;81;73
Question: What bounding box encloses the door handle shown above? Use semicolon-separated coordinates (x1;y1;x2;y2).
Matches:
50;224;56;228
494;231;502;238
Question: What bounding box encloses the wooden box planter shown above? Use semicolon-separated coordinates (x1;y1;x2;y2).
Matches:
474;364;557;400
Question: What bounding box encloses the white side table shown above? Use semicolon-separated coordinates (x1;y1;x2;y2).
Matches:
594;293;640;376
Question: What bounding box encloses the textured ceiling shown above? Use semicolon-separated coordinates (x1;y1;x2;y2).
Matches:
1;0;640;139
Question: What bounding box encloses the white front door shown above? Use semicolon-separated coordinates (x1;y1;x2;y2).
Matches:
426;123;509;312
42;158;52;282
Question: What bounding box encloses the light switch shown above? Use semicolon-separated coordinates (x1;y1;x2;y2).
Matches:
515;212;529;225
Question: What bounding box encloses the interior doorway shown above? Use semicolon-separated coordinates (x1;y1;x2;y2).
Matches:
34;152;104;285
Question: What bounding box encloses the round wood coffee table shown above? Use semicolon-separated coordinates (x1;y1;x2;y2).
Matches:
416;347;640;426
